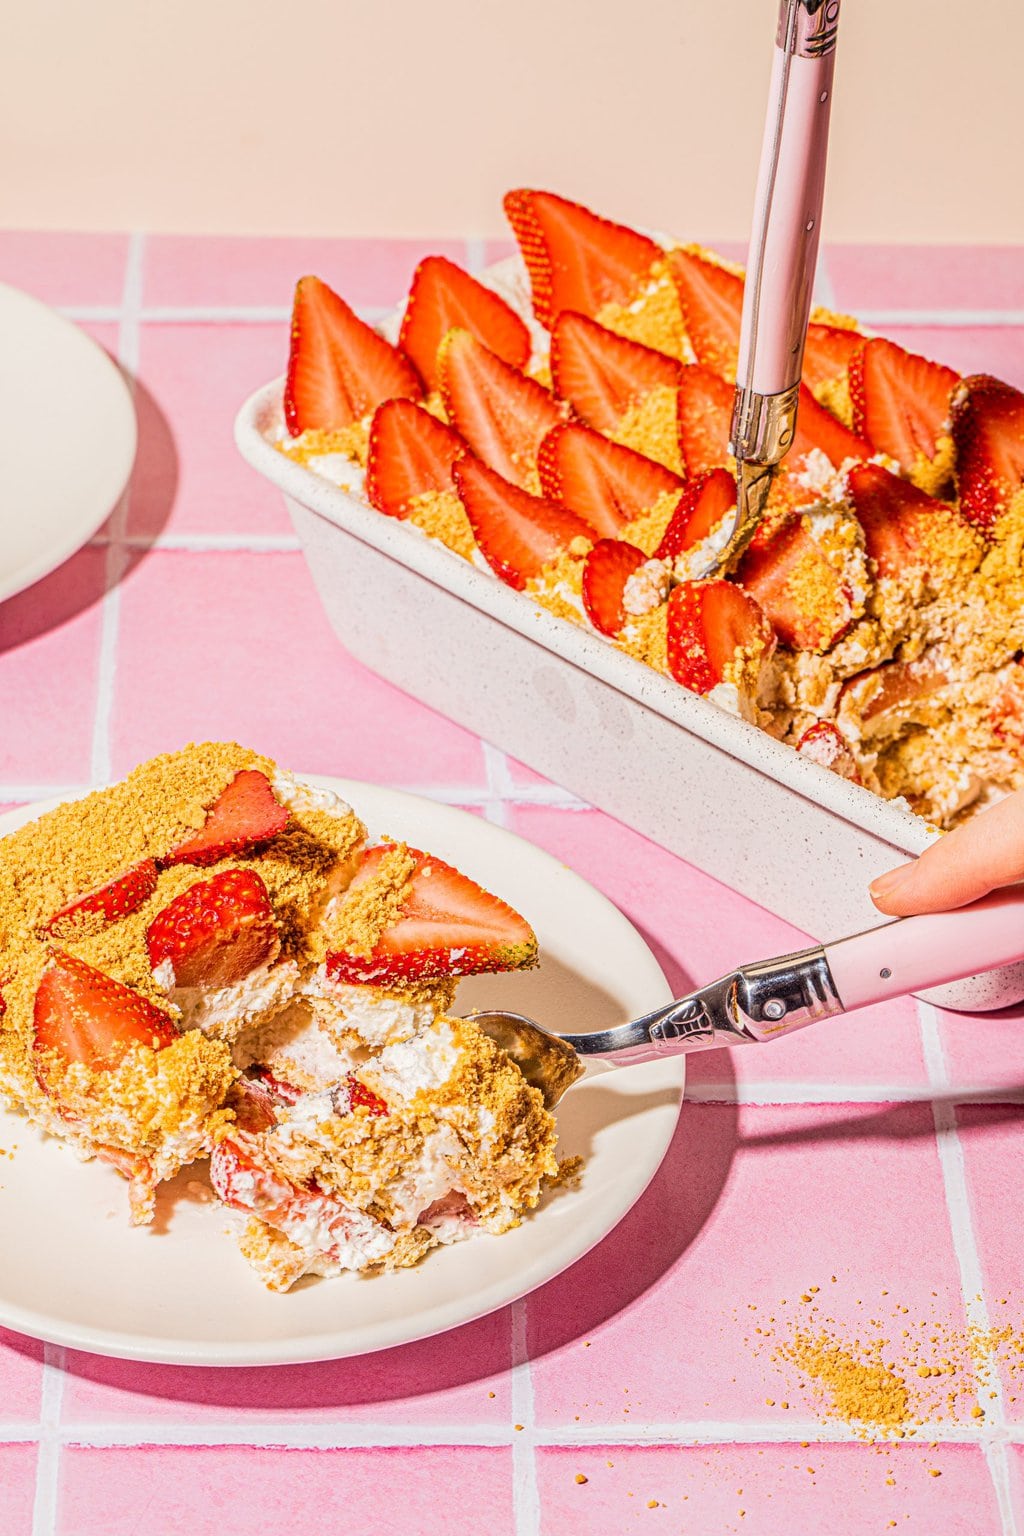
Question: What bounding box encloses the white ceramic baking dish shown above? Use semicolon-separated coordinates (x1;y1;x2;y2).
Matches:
234;267;1024;1014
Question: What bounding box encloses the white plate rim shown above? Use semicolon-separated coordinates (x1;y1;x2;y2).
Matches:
0;776;684;1366
0;281;137;605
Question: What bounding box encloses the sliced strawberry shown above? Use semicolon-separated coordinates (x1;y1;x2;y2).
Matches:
438;328;565;487
537;421;683;538
789;383;870;469
453;456;593;589
666;580;774;696
795;721;862;783
249;1068;303;1109
581;539;649;636
655;468;737;562
399;255;531;390
676;365;735;476
802;323;864;393
345;1075;389;1117
234;1075;283;1129
738;515;855;652
951;373;1024;533
846;460;973;579
365;399;466;517
667;248;744;380
44;858;158;940
211;1132;306;1230
841;655;951;732
550;311;682;432
163;769;289;868
503;189;662;330
849;337;959;472
33;950;177;1073
326;843;537;983
146;868;279;990
284;275;422;435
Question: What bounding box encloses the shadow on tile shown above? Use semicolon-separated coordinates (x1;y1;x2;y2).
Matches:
0;376;177;654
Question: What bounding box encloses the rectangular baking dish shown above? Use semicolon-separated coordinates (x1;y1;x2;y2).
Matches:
235;266;1024;1014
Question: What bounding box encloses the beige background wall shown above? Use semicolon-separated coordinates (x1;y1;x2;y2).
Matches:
4;0;1021;243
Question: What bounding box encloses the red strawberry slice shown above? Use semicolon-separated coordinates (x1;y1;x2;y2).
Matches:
849;337;959;471
365;399;466;517
676;365;735;476
503;189;662;330
667;248;744;380
33;950;177;1073
438;328;565;488
326;843;537;983
789;383;870;469
44;858;158;939
846;460;973;579
655;468;737;562
284;275;422;435
537;422;683;538
550;311;682;432
399;255;531;390
581;539;649;636
666;580;774;696
163;770;289;868
234;1075;283;1129
738;514;856;653
345;1075;389;1117
802;323;864;393
146;868;279;990
211;1132;307;1230
795;721;862;783
951;373;1024;533
453;456;593;589
841;654;951;731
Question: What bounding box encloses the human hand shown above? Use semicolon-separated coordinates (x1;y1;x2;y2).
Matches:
870;789;1024;916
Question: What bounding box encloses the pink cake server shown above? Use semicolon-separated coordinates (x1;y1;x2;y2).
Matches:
704;0;842;573
474;887;1024;1105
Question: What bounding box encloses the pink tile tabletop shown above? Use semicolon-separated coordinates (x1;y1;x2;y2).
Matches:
1;231;1023;1536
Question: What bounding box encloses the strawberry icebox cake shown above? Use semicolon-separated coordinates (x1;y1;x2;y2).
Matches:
0;743;570;1292
266;188;1024;829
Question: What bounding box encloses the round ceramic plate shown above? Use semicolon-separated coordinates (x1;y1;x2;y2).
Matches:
0;778;684;1366
0;282;136;604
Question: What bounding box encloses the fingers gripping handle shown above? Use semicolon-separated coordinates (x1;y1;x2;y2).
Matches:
823;888;1024;1014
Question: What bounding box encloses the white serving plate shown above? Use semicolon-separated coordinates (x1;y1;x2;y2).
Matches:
234;267;1024;1015
0;282;136;603
0;779;682;1366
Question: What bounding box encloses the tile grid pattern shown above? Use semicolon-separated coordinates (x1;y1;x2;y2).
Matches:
0;231;1021;1534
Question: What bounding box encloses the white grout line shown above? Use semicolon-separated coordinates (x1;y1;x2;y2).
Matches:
89;231;144;789
30;1344;66;1536
856;308;1024;329
919;1000;1020;1536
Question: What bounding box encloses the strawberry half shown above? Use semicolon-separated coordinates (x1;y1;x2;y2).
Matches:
44;858;158;940
795;721;862;783
399;255;531;390
738;515;856;653
503;189;662;330
284;275;422;435
655;468;737;563
345;1075;389;1117
802;323;864;394
438;328;565;488
550;311;682;432
581;539;649;636
846;460;974;579
676;365;735;476
666;580;774;696
146;868;280;990
537;421;683;538
667;248;744;380
365;399;466;517
453;456;593;589
951;373;1024;533
326;843;537;983
849;337;959;471
163;770;289;868
33;950;177;1073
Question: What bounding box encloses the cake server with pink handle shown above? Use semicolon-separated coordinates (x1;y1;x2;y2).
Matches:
701;0;841;574
473;887;1024;1106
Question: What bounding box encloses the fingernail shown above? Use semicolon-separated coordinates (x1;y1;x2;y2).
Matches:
870;864;914;900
